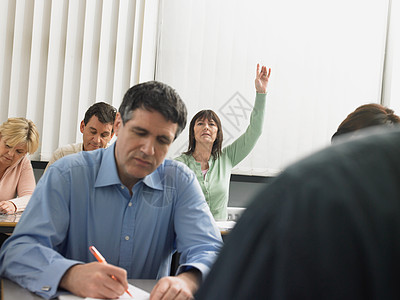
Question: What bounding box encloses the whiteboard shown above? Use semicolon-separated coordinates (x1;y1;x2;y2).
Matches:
156;0;389;176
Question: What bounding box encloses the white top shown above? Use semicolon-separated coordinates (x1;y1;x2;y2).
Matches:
45;143;83;171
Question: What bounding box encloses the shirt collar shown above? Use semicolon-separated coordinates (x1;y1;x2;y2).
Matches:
94;143;121;188
94;142;164;191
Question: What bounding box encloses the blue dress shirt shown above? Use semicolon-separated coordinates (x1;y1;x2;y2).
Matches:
0;143;223;299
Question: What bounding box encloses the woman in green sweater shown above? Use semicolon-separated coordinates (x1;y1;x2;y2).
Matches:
175;64;271;220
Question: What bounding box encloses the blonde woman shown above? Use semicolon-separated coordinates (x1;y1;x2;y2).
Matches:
0;118;39;214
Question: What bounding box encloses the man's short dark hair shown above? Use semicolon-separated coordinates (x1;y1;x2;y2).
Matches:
119;81;187;139
83;102;117;128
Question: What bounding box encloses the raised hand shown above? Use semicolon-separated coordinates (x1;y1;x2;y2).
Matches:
255;63;271;94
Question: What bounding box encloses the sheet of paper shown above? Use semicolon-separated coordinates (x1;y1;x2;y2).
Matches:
86;283;150;300
58;283;150;300
216;220;236;231
58;294;83;300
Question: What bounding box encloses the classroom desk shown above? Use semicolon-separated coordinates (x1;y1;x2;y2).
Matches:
1;213;234;235
216;220;236;235
0;213;22;234
1;278;157;299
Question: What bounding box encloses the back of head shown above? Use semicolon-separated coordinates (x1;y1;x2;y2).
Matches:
83;102;117;128
332;103;400;143
119;81;187;139
197;127;400;299
0;118;39;154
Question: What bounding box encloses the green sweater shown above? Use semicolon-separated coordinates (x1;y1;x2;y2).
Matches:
175;93;266;220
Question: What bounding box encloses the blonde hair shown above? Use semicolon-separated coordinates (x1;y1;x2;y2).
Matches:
0;118;39;154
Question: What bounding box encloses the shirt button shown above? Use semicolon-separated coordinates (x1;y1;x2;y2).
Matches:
41;286;51;291
125;236;130;241
128;202;132;207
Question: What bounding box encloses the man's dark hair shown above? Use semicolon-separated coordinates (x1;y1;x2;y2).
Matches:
83;102;117;129
119;81;187;139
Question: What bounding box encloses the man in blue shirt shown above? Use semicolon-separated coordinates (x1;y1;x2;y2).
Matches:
0;81;223;299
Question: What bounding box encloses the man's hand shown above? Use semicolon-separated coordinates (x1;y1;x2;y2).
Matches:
59;262;129;299
0;201;17;214
150;269;201;300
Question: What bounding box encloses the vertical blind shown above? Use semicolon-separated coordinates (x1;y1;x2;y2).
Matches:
382;0;400;113
0;0;160;161
1;0;399;176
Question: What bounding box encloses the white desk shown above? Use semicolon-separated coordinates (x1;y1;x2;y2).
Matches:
216;220;237;235
1;278;156;299
0;213;22;234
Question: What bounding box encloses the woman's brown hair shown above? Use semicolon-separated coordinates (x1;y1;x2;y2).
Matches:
332;103;400;142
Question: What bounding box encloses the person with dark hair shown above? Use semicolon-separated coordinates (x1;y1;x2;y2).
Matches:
175;64;271;220
0;81;223;299
45;101;116;169
331;103;400;143
196;127;400;300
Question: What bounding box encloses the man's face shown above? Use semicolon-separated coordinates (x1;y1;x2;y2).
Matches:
113;109;178;190
80;115;114;151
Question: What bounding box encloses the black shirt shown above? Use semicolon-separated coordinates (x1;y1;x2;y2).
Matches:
196;127;400;300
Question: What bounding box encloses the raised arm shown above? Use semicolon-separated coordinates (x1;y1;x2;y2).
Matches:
225;64;271;166
255;63;271;94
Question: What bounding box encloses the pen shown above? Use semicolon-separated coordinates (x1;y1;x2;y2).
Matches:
89;246;133;298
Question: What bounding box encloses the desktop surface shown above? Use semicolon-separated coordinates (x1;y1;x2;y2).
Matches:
1;278;156;299
0;213;22;234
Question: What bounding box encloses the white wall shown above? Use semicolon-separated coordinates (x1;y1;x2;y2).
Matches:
1;0;400;177
156;0;390;176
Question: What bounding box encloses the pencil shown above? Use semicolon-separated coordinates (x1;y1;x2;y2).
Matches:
89;246;133;298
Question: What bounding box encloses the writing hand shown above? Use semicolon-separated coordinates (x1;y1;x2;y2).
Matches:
59;262;129;299
0;201;17;214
